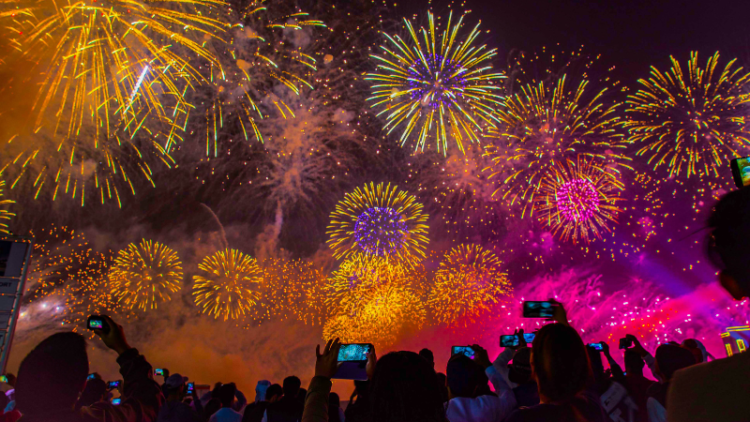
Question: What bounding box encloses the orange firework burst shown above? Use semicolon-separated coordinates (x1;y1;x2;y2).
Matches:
429;244;511;326
533;156;624;243
193;249;263;321
624;51;750;178
110;240;184;311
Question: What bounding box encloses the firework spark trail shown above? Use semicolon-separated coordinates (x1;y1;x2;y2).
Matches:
193;248;263;321
327;182;429;262
201;204;229;249
533;156;624;243
0;180;15;234
0;0;228;205
485;49;630;217
366;11;505;153
624;51;750;179
194;0;325;156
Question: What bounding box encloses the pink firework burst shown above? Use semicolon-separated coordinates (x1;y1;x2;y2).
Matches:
556;178;600;223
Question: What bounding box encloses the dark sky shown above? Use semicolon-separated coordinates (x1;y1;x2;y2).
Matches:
400;0;750;82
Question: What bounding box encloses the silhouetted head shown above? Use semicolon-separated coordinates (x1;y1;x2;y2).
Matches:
217;382;237;408
624;349;645;375
531;323;592;403
266;384;283;402
654;345;696;381
419;348;435;367
283;376;301;398
369;351;445;422
16;332;89;416
708;186;750;299
446;354;487;398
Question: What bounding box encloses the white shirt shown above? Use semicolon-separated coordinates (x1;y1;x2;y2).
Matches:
209;407;243;422
446;365;517;422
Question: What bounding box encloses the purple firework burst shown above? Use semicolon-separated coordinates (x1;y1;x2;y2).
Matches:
354;207;408;256
556;178;600;222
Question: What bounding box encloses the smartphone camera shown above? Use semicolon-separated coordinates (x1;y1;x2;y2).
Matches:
337;344;371;362
87;374;96;381
731;157;750;188
108;380;122;389
86;315;110;334
451;346;475;359
0;376;8;384
112;398;121;405
522;301;557;318
619;337;634;349
500;333;536;347
154;368;164;376
587;342;604;351
186;382;195;395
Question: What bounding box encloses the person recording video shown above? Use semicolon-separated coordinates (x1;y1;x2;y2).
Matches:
14;315;163;422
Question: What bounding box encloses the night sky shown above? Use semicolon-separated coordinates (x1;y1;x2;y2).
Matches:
402;0;750;82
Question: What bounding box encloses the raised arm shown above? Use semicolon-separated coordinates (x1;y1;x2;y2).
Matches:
601;341;625;381
302;339;342;422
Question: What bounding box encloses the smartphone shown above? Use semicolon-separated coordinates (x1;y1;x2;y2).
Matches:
333;343;373;380
587;342;604;351
186;382;195;395
112;398;121;405
108;380;122;389
500;333;536;347
619;337;634;349
154;368;164;376
337;344;372;362
87;374;96;381
731;157;750;188
0;376;7;383
86;315;110;334
522;301;557;318
451;346;475;359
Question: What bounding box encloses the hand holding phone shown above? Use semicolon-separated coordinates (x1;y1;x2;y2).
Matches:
186;382;195;395
315;338;342;379
619;337;634;349
107;380;122;389
155;368;164;376
333;343;373;381
87;315;110;335
112;398;121;405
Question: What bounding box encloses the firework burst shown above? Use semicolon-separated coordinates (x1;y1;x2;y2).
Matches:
195;0;325;156
0;180;14;234
624;51;750;178
0;0;227;205
109;240;184;311
534;156;624;243
327;182;429;261
485;49;629;216
193;248;263;321
428;244;511;326
366;11;505;153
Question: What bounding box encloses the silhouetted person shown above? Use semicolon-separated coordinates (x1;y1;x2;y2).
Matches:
244;383;281;422
302;339;446;422
75;378;107;411
158;374;202;422
506;323;608;422
445;345;516;422
419;348;435;369
15;315;163;422
343;381;369;422
263;376;303;422
327;392;343;422
668;188;750;420
210;383;242;422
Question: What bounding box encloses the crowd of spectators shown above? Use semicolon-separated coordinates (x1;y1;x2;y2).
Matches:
7;184;750;422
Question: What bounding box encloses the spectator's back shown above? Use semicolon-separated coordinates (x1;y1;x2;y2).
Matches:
667;186;750;421
265;377;303;422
